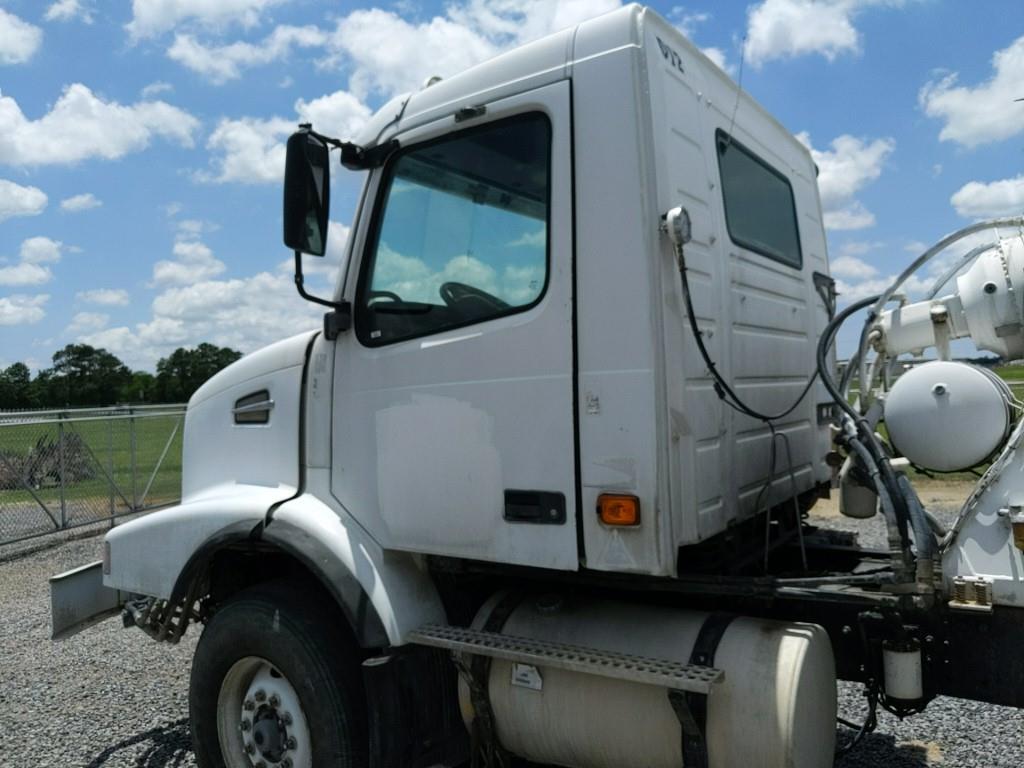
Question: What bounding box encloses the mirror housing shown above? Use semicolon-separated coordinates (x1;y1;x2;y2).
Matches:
283;127;330;256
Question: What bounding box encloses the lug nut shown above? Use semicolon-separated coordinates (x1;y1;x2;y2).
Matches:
282;760;293;768
269;694;281;708
244;699;255;711
240;719;251;732
254;689;267;702
245;743;255;755
255;762;267;768
286;736;298;750
282;711;293;726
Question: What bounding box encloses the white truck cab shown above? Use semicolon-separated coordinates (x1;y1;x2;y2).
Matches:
50;5;1024;768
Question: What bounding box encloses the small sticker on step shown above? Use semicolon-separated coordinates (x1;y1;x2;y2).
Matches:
511;663;543;691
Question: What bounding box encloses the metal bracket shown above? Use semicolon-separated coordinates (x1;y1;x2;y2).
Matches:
668;613;735;768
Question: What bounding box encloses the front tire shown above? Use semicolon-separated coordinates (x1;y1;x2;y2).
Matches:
189;580;367;768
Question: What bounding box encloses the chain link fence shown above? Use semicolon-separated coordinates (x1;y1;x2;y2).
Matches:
0;405;186;546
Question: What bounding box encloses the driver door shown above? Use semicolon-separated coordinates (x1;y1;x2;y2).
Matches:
331;81;578;570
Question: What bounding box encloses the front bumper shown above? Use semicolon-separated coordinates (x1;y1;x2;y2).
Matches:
49;561;125;640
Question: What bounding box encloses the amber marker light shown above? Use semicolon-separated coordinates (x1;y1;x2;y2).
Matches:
597;494;640;526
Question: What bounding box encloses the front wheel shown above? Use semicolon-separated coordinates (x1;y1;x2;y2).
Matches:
189;580;367;768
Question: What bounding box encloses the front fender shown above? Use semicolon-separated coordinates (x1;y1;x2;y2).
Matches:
104;483;282;599
104;484;446;647
269;492;446;646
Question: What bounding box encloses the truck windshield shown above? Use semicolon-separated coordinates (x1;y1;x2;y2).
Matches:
356;113;551;346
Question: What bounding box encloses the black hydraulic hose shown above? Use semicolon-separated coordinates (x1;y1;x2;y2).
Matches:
816;294;879;419
897;473;938;557
676;241;818;422
817;295;913;554
847;435;905;556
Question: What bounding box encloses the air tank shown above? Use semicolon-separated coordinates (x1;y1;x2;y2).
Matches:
460;594;837;768
884;360;1014;472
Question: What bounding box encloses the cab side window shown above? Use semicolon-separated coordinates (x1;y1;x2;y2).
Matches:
357;114;551;346
716;130;802;269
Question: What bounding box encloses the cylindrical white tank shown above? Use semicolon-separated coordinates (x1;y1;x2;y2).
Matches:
884;361;1014;472
461;595;837;768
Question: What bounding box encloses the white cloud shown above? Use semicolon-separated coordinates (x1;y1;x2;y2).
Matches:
327;8;497;101
449;0;621;46
77;288;130;306
141;81;173;98
830;254;878;280
84;271;321;369
152;239;226;285
327;1;620;100
176;218;213;237
701;46;729;72
201;91;371;184
0;294;48;325
60;192;102;212
0;8;42;65
201;115;294;184
0;83;199;167
295;90;371;136
66;311;109;334
950;175;1024;219
0;179;47;221
126;0;286;39
797;131;894;231
20;236;64;264
0;236;64;285
0;262;51;286
668;7;730;72
45;0;94;24
168;25;327;83
824;202;877;231
920;35;1024;148
744;0;912;67
745;0;857;66
200;0;619;183
671;8;710;38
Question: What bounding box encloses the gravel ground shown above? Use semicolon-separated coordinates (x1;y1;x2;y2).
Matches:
0;483;1021;767
0;536;197;768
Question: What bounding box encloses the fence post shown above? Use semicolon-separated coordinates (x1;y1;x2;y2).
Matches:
58;415;67;529
108;416;115;527
129;406;138;512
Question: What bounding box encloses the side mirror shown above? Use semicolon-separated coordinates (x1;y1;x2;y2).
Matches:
283;128;330;256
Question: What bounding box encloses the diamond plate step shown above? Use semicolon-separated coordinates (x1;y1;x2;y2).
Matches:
407;624;724;694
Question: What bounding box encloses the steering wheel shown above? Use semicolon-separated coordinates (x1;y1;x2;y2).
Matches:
439;281;509;311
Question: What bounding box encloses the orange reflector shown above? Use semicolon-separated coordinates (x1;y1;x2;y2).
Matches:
597;494;640;526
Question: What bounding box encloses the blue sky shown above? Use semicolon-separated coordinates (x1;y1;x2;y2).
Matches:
1;0;1022;371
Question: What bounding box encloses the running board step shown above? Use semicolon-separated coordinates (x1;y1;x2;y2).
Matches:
407;624;724;694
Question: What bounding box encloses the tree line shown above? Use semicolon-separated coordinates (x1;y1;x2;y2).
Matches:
0;343;242;409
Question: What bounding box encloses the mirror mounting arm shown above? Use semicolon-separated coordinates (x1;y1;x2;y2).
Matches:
293;250;351;341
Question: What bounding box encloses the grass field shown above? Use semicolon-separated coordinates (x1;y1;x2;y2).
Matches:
992;364;1024;383
0;411;184;537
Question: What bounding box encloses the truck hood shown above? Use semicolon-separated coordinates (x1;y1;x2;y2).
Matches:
182;330;317;501
189;331;318;410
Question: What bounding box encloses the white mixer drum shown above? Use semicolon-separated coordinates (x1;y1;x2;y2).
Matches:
884;361;1014;472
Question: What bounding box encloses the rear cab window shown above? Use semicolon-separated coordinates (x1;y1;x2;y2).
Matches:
715;129;802;269
356;113;551;346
